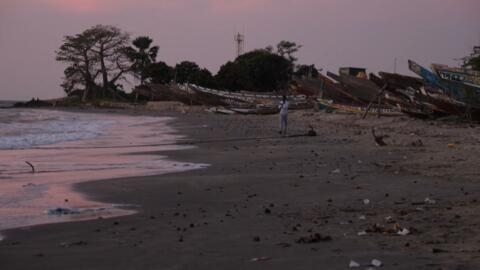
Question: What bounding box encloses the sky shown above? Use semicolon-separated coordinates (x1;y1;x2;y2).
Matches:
0;0;479;100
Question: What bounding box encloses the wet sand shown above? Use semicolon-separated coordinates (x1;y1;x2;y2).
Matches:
1;109;480;269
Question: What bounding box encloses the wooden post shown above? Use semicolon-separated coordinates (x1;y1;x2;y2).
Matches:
362;84;388;119
377;95;382;118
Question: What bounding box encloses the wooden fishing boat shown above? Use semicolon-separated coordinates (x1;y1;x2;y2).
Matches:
300;74;367;106
431;63;480;88
326;71;380;103
408;60;480;101
229;105;279;115
315;98;403;116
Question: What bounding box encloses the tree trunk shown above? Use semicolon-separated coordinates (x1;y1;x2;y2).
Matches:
99;45;109;98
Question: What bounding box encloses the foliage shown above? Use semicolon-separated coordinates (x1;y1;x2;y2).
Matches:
145;61;174;84
216;49;292;92
124;36;159;85
56;25;131;101
294;64;320;78
174;61;216;88
462;46;480;71
277;40;302;63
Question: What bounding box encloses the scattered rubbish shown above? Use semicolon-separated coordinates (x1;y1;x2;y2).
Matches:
424;197;436;204
358;215;366;220
364;222;414;235
372;128;388;146
307;125;317;137
59;241;88;248
331;169;341;174
296;233;332;244
385;216;393;221
397;228;410;236
447;143;457;149
276;242;291;248
363;199;370;205
251;257;270;262
357;231;367;236
46;207;80;215
371;259;383;267
411;139;424;147
432;248;449;253
349;260;361;267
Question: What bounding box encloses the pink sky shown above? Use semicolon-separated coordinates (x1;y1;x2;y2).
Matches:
0;0;479;100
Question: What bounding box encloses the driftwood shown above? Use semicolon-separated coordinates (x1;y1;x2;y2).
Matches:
25;161;35;173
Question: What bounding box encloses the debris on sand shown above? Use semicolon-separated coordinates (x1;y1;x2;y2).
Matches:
296;233;332;244
251;257;271;262
46;207;80;215
371;259;382;267
371;128;388;146
364;223;414;235
349;260;361;267
424;197;436;204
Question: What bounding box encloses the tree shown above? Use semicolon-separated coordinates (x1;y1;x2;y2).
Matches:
60;65;87;95
277;40;302;63
216;49;292;92
173;61;216;88
294;64;320;78
462;46;480;71
56;32;99;101
56;25;131;101
145;61;174;84
174;61;201;83
125;36;159;85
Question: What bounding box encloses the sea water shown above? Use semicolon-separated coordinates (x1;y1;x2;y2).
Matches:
0;108;207;234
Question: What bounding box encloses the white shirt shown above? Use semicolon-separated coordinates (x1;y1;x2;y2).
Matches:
279;100;289;115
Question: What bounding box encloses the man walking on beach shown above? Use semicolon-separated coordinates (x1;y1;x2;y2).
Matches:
279;95;289;136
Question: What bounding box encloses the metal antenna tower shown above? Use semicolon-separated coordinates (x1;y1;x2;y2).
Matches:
234;32;245;58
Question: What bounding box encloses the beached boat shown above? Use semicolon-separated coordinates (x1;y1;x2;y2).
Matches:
229;105;279;115
315;98;402;116
326;71;380;103
297;74;367;106
408;60;480;101
431;63;480;88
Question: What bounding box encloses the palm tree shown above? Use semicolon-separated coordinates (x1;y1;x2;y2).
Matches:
125;36;159;86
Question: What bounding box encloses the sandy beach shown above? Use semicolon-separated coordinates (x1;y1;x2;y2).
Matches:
1;108;480;269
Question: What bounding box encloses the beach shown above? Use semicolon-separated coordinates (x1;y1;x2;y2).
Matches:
1;108;480;269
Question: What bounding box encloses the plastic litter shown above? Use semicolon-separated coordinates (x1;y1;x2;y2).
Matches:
397;228;410;236
358;215;366;220
349;260;360;267
371;259;382;267
251;257;270;262
357;231;367;236
332;169;341;174
363;199;370;205
424;197;436;204
46;207;80;215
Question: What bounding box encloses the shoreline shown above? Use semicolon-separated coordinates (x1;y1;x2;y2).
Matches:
1;109;480;269
0;108;207;234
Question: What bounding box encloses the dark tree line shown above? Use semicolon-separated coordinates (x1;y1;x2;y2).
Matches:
56;25;319;101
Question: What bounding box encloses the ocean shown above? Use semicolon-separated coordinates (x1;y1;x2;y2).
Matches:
0;108;207;236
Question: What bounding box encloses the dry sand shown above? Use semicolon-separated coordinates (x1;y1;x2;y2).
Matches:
1;108;480;269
